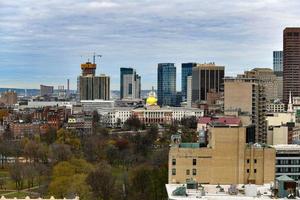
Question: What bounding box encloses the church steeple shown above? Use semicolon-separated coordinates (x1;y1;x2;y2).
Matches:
288;91;293;112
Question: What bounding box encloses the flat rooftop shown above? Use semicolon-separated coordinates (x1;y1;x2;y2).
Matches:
166;184;283;200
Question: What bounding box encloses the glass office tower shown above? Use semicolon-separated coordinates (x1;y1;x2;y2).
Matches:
181;63;196;101
157;63;176;106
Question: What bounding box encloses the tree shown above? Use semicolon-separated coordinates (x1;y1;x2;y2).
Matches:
49;159;93;199
181;116;197;129
128;165;153;200
0;177;6;190
124;116;142;131
9;161;24;191
23;164;37;189
86;161;116;200
50;143;72;163
41;128;57;144
56;128;81;151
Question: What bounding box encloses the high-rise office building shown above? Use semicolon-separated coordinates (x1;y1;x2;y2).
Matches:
40;85;54;96
273;51;283;73
120;68;141;99
192;63;224;104
78;62;110;100
283;28;300;104
157;63;176;106
181;63;196;101
224;77;267;143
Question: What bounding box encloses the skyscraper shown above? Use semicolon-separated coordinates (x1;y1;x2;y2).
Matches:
120;68;141;99
78;62;110;100
273;51;283;73
192;63;224;104
283;27;300;104
157;63;176;106
181;63;196;101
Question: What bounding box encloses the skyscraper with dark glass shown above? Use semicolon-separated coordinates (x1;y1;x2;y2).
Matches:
157;63;176;106
273;51;283;73
192;63;224;104
181;63;196;101
120;68;141;99
283;27;300;104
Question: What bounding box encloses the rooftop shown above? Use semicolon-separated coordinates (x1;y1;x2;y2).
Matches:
166;184;286;200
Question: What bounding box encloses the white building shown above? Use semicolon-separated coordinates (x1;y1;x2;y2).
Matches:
266;102;285;113
273;144;300;183
186;76;192;108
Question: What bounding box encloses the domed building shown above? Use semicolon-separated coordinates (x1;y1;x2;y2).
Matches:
146;87;158;107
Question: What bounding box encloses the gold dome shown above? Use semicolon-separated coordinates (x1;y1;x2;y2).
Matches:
146;96;157;106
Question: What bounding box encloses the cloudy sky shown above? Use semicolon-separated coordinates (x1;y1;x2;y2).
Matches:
0;0;300;90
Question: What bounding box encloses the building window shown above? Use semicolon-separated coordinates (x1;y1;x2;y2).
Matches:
192;169;197;175
172;159;176;166
247;169;250;173
186;169;190;175
254;169;257;173
193;159;197;166
254;159;257;164
247;159;250;164
172;168;176;175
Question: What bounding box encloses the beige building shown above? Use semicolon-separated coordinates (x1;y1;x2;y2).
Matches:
169;125;275;185
0;91;17;106
224;77;267;143
241;68;282;101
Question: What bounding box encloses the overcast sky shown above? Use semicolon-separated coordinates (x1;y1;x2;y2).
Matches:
0;0;300;90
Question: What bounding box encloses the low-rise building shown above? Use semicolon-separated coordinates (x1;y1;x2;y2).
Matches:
169;124;275;185
273;144;300;183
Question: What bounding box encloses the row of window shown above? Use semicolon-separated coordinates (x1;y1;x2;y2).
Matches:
172;158;197;166
172;168;197;176
276;167;300;173
246;169;257;173
246;159;257;164
276;159;300;165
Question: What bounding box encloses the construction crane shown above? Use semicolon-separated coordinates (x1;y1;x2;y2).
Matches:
92;52;102;64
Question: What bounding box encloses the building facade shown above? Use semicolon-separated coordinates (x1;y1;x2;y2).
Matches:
40;85;54;96
192;63;224;104
181;63;196;101
186;76;192;108
157;63;176;106
120;68;141;99
273;145;300;183
283;28;300;104
0;91;17;106
273;51;283;72
224;77;267;143
169;125;275;185
241;68;282;102
78;62;110;101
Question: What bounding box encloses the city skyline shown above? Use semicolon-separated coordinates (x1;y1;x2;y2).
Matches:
1;0;300;90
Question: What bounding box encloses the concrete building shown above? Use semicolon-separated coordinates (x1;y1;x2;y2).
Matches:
169;125;275;185
266;112;295;127
120;68;141;99
240;68;282;102
40;85;54;97
224;77;267;143
0;91;17;106
283;28;300;104
266;102;285;113
78;75;110;100
181;63;196;101
186;76;192;108
192;63;224;104
273;51;283;73
157;63;176;106
273;145;300;183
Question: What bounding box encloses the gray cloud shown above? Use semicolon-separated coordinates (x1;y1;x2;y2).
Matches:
0;0;300;89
